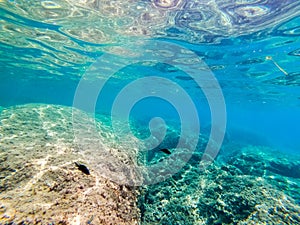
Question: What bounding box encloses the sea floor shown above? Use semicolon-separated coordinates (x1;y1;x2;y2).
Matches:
0;104;299;224
0;104;140;225
139;145;300;224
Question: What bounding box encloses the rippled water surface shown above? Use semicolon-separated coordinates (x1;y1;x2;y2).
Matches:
0;0;300;224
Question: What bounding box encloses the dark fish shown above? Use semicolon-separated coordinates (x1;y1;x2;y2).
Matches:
175;76;194;81
75;162;90;175
160;148;171;155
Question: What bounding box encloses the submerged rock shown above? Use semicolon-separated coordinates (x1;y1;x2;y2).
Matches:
139;146;300;225
1;104;299;224
267;159;300;178
0;104;140;225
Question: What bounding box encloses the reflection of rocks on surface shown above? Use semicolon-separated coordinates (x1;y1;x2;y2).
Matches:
139;145;300;224
0;104;140;225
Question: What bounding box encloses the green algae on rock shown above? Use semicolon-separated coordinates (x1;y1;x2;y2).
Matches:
139;145;300;225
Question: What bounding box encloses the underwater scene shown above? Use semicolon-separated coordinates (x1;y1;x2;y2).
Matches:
0;0;300;224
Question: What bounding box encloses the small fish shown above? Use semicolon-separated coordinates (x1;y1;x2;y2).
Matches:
75;162;90;175
160;148;171;155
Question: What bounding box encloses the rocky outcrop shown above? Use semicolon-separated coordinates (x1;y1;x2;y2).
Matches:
0;104;140;225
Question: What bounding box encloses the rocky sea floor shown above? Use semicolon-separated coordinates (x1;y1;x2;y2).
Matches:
0;104;300;224
139;145;300;225
0;104;140;225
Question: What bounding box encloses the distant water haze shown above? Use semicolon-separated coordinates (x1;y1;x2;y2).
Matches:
1;72;298;155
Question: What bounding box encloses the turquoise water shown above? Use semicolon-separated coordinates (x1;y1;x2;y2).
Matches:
1;0;300;224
